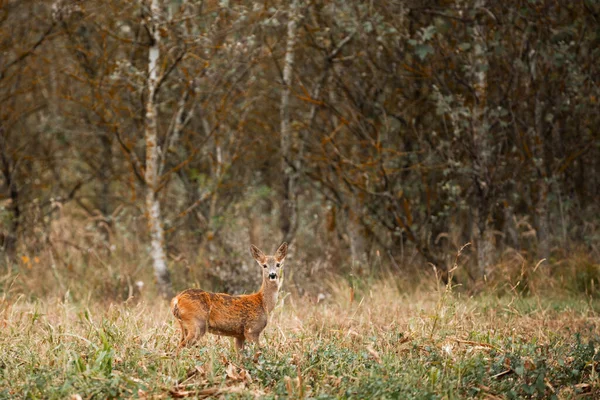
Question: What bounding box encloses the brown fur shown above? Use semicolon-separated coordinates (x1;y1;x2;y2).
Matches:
171;243;288;351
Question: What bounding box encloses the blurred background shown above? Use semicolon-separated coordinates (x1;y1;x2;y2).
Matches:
1;0;599;301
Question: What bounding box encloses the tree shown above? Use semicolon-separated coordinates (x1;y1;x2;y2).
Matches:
143;0;172;298
469;0;494;279
0;0;56;260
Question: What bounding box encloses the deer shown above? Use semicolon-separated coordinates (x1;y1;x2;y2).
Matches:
171;242;288;352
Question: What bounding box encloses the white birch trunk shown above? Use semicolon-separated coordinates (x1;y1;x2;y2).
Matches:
145;0;172;298
279;0;300;243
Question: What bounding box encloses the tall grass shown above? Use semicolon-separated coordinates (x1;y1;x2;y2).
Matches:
2;210;599;398
1;276;599;399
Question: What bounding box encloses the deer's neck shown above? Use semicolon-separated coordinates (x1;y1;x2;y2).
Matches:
259;279;279;314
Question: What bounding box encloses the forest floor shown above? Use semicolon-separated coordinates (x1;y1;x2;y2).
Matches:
1;280;599;399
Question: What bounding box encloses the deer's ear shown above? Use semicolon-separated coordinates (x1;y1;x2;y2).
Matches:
275;242;288;262
250;245;266;263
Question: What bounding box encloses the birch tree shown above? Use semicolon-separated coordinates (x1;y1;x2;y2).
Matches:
144;0;172;298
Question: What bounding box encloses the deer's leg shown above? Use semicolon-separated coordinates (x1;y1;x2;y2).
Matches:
177;320;188;347
244;330;261;347
180;314;208;348
196;318;207;339
180;321;197;347
235;337;246;352
244;330;263;361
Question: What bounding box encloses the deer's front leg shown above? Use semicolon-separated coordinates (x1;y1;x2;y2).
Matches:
244;325;262;348
235;337;246;352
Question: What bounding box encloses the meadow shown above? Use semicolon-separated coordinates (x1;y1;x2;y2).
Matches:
2;1;600;398
1;275;599;399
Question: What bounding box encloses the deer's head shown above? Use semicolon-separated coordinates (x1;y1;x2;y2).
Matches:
250;242;288;285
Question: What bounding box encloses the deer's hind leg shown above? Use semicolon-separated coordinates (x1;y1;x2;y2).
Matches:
179;316;207;348
177;320;188;347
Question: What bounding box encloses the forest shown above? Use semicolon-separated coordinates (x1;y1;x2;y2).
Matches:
1;0;599;398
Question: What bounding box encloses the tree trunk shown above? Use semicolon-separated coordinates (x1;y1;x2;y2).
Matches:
145;0;172;298
99;131;112;243
347;207;368;269
279;0;299;244
502;199;520;251
0;126;18;261
533;84;550;261
471;0;493;279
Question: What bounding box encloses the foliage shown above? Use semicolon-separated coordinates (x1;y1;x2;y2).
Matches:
0;0;598;285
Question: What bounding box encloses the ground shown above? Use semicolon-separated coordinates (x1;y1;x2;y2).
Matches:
1;281;599;399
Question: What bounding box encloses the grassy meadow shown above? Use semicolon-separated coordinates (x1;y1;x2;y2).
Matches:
1;274;599;399
2;0;600;397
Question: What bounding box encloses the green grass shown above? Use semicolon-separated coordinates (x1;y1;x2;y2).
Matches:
1;283;599;399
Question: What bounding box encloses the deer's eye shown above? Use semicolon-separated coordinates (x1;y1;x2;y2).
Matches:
263;264;267;268
276;263;280;268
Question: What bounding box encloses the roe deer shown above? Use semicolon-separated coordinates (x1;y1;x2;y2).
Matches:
171;242;288;351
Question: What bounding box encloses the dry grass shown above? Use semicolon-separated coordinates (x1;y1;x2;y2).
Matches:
1;277;599;399
2;211;600;398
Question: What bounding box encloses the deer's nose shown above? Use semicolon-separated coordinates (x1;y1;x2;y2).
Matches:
269;272;277;280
